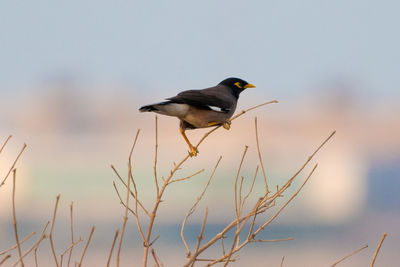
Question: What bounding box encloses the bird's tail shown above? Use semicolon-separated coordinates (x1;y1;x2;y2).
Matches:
139;101;170;112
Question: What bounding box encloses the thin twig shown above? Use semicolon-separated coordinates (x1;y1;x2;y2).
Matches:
331;245;368;267
12;170;24;267
196;100;278;148
111;165;150;216
201;164;319;267
280;256;285;267
67;202;75;267
117;129;140;267
106;230;119;267
49;195;61;267
113;182;136;215
196;258;235;263
0;255;11;266
0;135;12;154
241;166;258;211
249;237;294;243
253;164;318;237
370;232;387;267
154;115;160;197
266;130;336;204
255;117;269;194
192;207;208;265
234;146;248;249
13;222;50;267
60;239;83;267
151;247;163;267
181;156;222;257
169;169;205;184
77;226;95;267
0;232;36;255
0;143;26;187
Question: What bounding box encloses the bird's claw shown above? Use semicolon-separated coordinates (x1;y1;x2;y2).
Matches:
222;119;231;130
188;146;199;157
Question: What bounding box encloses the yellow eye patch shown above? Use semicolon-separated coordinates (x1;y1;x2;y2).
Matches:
234;82;242;88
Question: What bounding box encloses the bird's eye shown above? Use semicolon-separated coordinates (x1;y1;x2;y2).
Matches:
234;82;242;88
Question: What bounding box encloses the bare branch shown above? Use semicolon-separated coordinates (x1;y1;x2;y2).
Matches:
280;256;285;267
181;156;222;257
255;117;269;194
112;182;136;215
77;226;95;267
67;202;75;267
106;230;119;267
196;100;278;148
241;165;259;211
0;255;11;266
13;221;50;267
192;207;208;264
249;237;294;243
154;115;160;197
331;244;368;267
49;195;61;267
0;135;12;155
0;232;36;255
60;238;83;267
169;169;205;184
370;232;388;267
253;164;318;237
151;247;163;267
111;165;150;216
11;170;24;267
1;143;26;187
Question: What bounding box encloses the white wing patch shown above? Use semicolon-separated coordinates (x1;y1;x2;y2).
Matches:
208;105;228;112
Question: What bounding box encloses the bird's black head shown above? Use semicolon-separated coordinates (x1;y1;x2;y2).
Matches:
219;77;255;98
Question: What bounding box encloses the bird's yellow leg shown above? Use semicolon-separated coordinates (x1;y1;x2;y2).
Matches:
179;127;198;157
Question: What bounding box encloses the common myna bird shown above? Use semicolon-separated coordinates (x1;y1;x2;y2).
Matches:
139;77;255;156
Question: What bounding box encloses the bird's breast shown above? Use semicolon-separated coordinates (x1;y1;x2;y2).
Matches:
183;107;231;128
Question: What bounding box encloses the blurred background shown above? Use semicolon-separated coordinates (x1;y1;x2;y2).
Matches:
0;0;399;266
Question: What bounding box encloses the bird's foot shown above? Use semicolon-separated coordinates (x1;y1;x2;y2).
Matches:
222;119;231;130
188;146;199;157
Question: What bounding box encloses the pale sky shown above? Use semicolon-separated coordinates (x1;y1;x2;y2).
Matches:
1;0;399;100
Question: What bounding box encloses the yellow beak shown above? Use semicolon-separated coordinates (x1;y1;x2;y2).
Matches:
244;83;256;89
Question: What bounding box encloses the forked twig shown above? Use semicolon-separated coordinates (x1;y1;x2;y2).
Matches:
111;166;150;216
112;182;136;215
60;239;83;267
331;245;368;267
252;164;318;237
370;232;387;267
